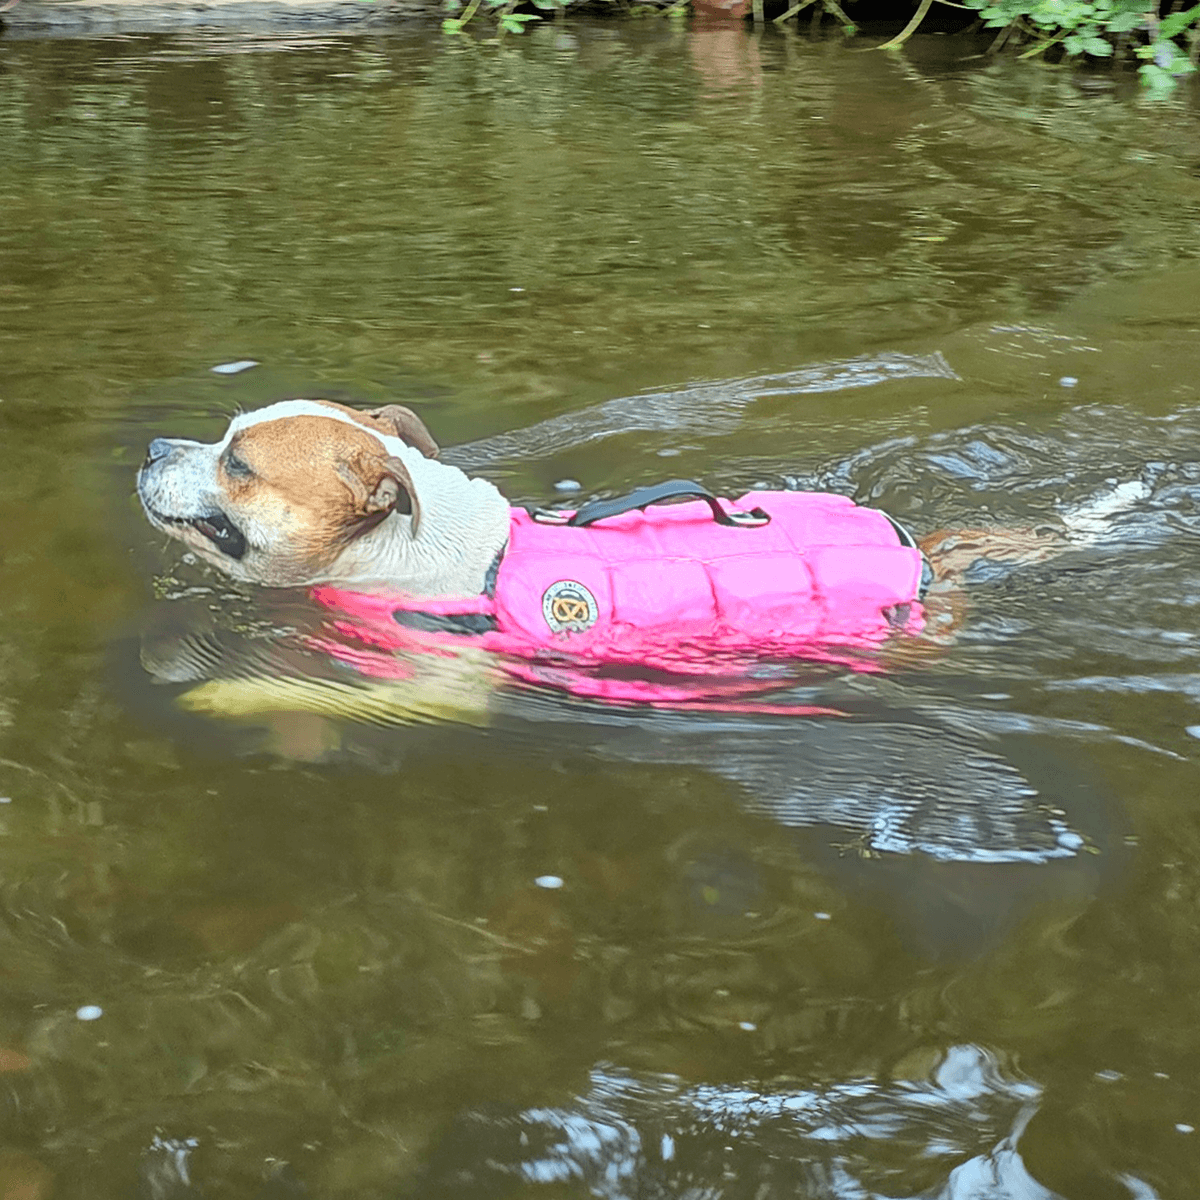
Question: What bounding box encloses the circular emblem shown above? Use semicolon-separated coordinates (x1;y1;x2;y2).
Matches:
542;580;599;634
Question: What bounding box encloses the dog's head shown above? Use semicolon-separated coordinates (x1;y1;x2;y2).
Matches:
137;399;449;588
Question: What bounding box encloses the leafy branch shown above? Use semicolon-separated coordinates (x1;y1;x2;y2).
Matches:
443;0;565;36
436;0;1200;95
961;0;1200;95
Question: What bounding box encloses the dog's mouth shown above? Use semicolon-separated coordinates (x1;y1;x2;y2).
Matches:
149;505;248;562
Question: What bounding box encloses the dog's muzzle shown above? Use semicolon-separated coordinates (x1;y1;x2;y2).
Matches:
143;438;177;469
138;440;249;562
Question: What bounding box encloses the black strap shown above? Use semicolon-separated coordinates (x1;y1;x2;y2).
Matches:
883;513;917;550
534;480;770;529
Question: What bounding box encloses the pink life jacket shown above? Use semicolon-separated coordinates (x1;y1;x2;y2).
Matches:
311;489;927;708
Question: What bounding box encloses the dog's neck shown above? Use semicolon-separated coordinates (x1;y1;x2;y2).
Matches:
324;450;511;596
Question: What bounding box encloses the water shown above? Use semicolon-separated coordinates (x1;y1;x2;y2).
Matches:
2;19;1200;1198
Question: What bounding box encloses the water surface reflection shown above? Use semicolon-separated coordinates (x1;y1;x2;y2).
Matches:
2;20;1200;1200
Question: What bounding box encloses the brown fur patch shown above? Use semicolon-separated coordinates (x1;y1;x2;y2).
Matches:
919;526;1067;584
303;400;439;458
229;415;411;580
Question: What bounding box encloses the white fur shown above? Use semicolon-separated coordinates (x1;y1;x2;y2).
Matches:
229;399;392;444
238;401;512;597
1060;480;1150;545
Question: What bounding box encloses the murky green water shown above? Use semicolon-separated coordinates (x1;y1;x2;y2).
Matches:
2;18;1200;1198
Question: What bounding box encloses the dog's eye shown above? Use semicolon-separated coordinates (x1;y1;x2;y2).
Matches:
223;449;253;479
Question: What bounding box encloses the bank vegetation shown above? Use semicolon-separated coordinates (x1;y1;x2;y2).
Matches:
440;0;1200;95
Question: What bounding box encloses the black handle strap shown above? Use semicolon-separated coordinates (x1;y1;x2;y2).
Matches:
533;480;770;528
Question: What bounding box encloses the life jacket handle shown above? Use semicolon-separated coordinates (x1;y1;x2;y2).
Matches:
533;480;771;529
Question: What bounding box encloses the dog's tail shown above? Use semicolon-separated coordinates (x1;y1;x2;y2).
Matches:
1059;479;1151;546
919;478;1151;590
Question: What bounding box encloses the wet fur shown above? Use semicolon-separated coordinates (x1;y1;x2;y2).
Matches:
139;399;1141;616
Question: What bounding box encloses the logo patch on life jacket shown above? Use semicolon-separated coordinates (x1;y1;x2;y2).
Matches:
542;580;598;634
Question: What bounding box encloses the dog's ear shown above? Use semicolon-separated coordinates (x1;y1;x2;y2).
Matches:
339;453;423;538
364;405;440;460
365;455;423;536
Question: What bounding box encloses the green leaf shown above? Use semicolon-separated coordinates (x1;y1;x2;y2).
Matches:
442;16;463;30
1083;33;1113;54
1105;10;1141;32
1064;32;1086;53
1160;3;1200;39
1139;61;1179;98
1150;39;1191;72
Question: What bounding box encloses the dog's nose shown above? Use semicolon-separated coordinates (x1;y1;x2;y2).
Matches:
144;438;175;467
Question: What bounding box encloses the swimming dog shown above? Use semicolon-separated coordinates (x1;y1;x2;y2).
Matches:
136;398;1145;666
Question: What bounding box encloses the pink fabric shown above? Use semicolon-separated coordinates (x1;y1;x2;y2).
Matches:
310;491;925;707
